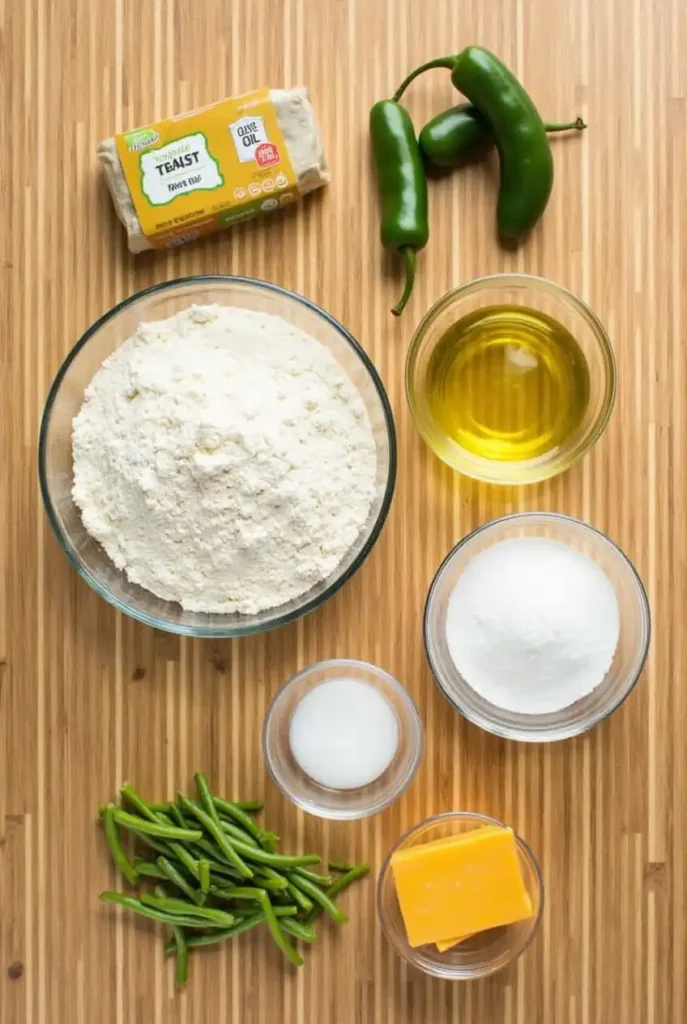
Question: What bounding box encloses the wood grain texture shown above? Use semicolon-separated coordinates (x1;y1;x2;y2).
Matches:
1;0;685;1021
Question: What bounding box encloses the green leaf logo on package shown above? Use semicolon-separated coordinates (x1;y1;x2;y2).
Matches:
125;128;160;152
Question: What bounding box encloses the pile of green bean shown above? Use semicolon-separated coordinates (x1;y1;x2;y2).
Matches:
98;774;370;986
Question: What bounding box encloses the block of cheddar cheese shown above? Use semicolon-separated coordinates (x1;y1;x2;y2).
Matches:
436;931;475;953
390;825;533;948
434;825;503;953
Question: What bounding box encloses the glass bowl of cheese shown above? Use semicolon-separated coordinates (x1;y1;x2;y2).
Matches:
377;811;543;979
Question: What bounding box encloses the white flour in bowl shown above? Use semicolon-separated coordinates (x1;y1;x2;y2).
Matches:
72;304;378;614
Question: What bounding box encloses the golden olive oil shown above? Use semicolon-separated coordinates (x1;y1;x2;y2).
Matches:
425;304;590;462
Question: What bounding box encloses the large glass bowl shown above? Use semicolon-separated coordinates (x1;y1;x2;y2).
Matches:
406;274;616;485
39;276;396;637
424;513;651;742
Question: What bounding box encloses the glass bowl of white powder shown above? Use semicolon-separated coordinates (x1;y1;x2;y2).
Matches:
262;659;423;819
39;277;396;636
424;513;650;742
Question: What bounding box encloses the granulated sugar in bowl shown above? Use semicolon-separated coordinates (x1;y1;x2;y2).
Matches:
424;513;651;742
445;536;619;715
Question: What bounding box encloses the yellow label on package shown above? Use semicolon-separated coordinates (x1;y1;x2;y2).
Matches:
114;89;298;248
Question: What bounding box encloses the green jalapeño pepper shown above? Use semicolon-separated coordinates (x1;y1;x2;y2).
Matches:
395;46;582;238
369;99;429;316
419;103;585;169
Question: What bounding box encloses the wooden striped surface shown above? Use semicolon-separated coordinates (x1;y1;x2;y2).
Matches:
1;0;685;1021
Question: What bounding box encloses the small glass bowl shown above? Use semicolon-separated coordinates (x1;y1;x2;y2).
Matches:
262;659;423;819
424;513;651;742
406;273;616;485
377;811;543;979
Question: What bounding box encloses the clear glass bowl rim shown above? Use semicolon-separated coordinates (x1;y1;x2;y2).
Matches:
262;657;424;819
405;272;618;485
38;275;398;637
376;809;545;978
423;511;652;742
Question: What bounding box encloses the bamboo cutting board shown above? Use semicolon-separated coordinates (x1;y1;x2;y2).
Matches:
2;0;686;1021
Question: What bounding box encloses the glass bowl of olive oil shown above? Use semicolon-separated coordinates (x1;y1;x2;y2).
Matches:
406;275;616;484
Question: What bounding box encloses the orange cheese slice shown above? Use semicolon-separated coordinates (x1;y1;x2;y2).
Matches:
393;825;501;952
436;931;475;952
397;824;503;856
433;826;504;953
391;825;533;948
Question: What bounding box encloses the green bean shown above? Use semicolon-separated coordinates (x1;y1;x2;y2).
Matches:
192;838;237;869
171;926;188;986
328;860;354;873
169;803;190;830
103;804;139;885
281;918;317;944
140;894;236;927
134;858;167;880
165;913;265;954
215;797;279;851
155;811;175;828
212;796;264;843
287;872;347;924
211;873;285;893
254;871;288;892
148;810;203;881
228;903;298;918
263;905;299;919
149;802;173;813
258;890;303;967
194;831;286;880
216;816;280;854
178;794;253;879
99;892;218;929
217;816;260;848
157;856;204;906
120;784;161;823
167;842;201;881
113;808;202;842
285;881;313;913
213;885;266;902
327;864;370;899
292;867;333;887
257;865;287;886
233;800;263;813
269;891;294;906
199;859;210;894
305;865;370;924
199;854;243;880
216;832;320;869
210;865;284;892
129;829;175;860
261;832;279;853
197;848;286;890
217;888;302;965
194;772;223;827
